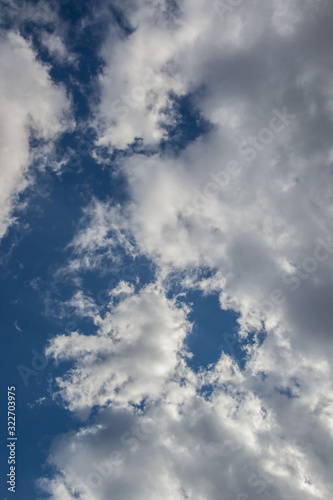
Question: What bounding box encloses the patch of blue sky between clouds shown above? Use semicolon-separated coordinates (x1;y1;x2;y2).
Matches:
182;290;241;372
160;91;214;155
165;268;257;373
177;288;266;374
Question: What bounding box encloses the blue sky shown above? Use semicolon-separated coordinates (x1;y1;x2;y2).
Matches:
1;1;333;499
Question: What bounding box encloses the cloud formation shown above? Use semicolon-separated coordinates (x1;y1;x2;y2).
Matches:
0;31;71;238
30;0;333;499
46;283;191;413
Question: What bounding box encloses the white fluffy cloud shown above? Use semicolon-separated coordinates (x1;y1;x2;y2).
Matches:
0;31;71;238
46;283;191;414
41;341;333;499
38;0;333;499
92;0;333;358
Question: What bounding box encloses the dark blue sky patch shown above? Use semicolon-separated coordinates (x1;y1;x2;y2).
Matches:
198;384;215;400
179;290;241;372
0;166;83;277
160;91;214;155
55;141;129;208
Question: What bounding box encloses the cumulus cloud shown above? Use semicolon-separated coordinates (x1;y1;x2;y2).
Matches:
91;0;333;358
40;343;333;499
0;31;71;239
37;0;333;499
46;283;191;413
